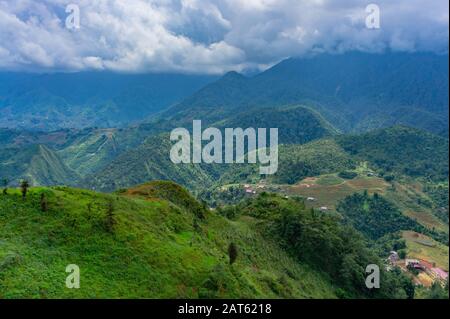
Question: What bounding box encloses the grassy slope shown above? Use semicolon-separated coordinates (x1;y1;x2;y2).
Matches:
218;139;355;186
0;144;79;187
0;182;335;298
84;134;217;193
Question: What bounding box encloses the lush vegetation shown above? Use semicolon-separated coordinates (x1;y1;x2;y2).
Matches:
84;134;219;192
336;126;449;182
0;182;343;298
160;52;449;135
1;181;425;299
423;182;449;224
217;139;355;186
0;144;79;186
0;53;448;300
224;193;416;298
338;171;358;180
337;192;448;245
218;105;337;145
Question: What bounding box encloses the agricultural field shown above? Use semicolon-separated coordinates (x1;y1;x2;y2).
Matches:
384;181;448;233
273;173;448;236
402;231;449;271
282;173;389;210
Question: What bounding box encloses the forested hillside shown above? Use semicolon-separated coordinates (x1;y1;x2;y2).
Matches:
336;126;449;181
0;144;79;186
160;52;449;135
0;181;414;299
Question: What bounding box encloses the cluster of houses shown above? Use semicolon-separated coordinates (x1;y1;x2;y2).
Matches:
243;183;266;195
388;251;448;287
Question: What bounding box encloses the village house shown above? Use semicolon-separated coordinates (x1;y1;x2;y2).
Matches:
406;259;425;271
388;251;399;264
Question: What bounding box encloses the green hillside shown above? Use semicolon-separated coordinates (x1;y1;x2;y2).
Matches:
218;139;355;186
336;126;449;181
84;134;218;192
84;107;337;193
81;126;449;203
56;124;165;176
0;144;79;186
159;52;449;135
217;126;449;187
0;181;338;298
218;105;338;145
0;181;417;299
336;192;447;244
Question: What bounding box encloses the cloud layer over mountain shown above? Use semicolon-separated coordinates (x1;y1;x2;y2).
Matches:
0;0;448;74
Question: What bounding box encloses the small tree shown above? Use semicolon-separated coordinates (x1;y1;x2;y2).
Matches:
193;218;201;233
40;193;48;212
2;178;8;195
105;200;116;233
228;242;238;265
20;180;30;200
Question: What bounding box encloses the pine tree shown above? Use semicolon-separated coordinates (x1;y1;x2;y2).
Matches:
105;200;116;233
20;180;30;200
2;178;8;195
40;193;48;212
228;242;238;265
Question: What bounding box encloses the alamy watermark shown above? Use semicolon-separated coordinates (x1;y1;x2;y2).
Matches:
65;4;80;30
170;120;278;175
365;264;380;289
365;4;381;29
66;264;80;289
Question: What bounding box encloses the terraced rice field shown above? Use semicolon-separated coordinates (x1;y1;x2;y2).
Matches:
284;174;389;210
403;231;449;271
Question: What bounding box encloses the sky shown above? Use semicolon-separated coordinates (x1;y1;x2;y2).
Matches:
0;0;448;74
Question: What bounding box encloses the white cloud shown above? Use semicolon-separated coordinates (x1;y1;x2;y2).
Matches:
0;0;448;74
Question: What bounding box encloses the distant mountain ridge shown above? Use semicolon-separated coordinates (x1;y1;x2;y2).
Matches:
0;72;216;131
1;52;448;190
158;52;449;135
2;52;447;136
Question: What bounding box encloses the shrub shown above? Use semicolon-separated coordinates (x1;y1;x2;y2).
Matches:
338;171;358;179
40;193;48;212
228;243;238;265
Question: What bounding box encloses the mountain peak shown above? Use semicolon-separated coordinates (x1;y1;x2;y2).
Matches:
222;70;246;80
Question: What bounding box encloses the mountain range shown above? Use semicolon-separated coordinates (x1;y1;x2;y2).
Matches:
1;52;449;189
0;51;448;299
157;52;449;136
0;72;216;131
